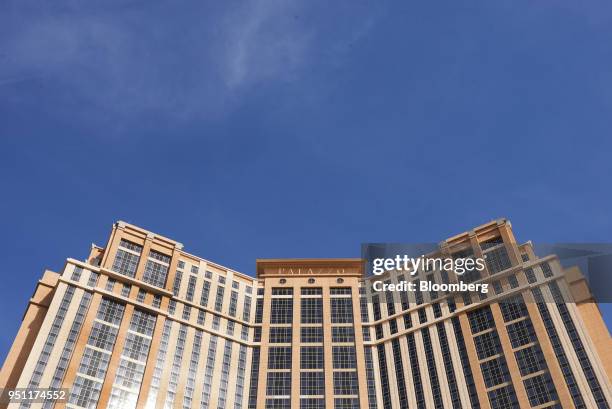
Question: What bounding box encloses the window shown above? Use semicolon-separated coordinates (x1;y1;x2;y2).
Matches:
111;249;140;278
272;288;293;296
467;306;494;334
214;286;225;312
485;246;512;274
331;298;353;323
243;295;252;321
182;305;191;321
172;271;183;296
480;236;503;250
87;271;100;287
493;280;503;294
191;265;199;274
78;347;110;378
271;298;293;324
301;288;322;295
371;295;381;321
334;398;360;409
389;319;398;334
507;319;536;348
197;310;206;325
123;332;151;362
186;275;197;302
136;289;146;302
68;376;102;408
515;345;546;376
487;385;518;409
541;262;553;278
362;327;371;342
524;374;558;406
525;268;536;284
300;372;325;396
200;281;211;307
332;327;355;342
384;281;395;315
301;298;323;324
266;373;291;396
332;346;356;369
417;308;427;324
333;372;358;395
375;324;383;340
229;291;238;317
360;297;370;323
105;278;116;292
142;251;170;288
300;347;324;369
152;295;161;308
253;327;262;342
111;240;142;278
268;347;292;370
499;295;527;322
269;327;292;343
330;287;351;295
480;357;511;388
97;298;125;325
255;299;264;324
300;398;325;409
71;267;83;281
507;274;519;289
474;331;503;360
403;313;412;329
265;399;290;409
432;303;442;318
130;309;156;336
301;327;323;343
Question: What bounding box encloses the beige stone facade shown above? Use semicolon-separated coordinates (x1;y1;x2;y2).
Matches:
0;219;610;409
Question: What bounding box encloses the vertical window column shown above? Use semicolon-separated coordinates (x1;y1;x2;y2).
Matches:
300;287;324;409
266;288;293;409
330;288;359;409
107;309;157;409
68;298;125;409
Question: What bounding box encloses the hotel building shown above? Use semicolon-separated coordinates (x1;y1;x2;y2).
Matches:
1;219;611;409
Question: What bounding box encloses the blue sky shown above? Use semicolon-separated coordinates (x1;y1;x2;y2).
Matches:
1;0;612;361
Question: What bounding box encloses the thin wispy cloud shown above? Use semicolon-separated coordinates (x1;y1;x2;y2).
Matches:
219;0;312;89
0;0;379;125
